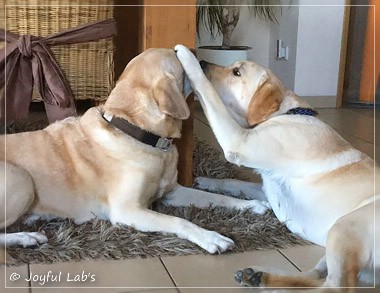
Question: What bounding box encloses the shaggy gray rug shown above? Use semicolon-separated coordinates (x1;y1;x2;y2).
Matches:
5;118;310;264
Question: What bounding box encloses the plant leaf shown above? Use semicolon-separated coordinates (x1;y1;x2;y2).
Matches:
196;0;283;40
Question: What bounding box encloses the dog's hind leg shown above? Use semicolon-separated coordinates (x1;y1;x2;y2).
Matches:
0;162;47;248
0;162;35;229
235;256;327;288
323;202;375;288
235;201;376;289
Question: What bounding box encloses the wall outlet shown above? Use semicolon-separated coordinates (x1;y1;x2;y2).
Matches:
277;40;289;60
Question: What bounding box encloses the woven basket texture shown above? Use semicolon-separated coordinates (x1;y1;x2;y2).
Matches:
0;0;115;102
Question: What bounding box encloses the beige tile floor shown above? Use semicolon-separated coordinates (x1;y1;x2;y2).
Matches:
1;103;377;292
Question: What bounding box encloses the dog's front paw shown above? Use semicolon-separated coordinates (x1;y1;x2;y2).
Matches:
175;44;200;67
200;231;235;254
174;44;204;82
235;267;266;287
5;232;48;248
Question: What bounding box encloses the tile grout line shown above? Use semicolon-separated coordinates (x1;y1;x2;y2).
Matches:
158;258;180;292
335;129;374;145
277;249;302;272
344;108;375;122
27;263;32;293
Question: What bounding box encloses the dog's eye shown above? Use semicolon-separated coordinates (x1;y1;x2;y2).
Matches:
233;68;241;77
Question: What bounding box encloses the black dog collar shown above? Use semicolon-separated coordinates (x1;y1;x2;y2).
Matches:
286;107;318;116
103;113;173;151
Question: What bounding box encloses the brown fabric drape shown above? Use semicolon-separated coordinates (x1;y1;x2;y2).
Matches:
0;18;117;123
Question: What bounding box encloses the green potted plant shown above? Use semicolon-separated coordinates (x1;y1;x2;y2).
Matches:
197;0;280;65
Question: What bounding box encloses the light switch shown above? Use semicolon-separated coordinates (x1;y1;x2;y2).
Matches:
277;39;289;60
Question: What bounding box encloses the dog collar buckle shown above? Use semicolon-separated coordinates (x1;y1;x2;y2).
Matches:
103;112;113;122
156;137;173;151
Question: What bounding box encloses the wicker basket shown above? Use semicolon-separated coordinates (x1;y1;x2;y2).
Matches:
1;0;115;102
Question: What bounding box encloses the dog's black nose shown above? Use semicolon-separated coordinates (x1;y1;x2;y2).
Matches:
199;60;208;70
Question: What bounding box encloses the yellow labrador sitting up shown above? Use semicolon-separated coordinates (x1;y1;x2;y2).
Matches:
175;44;379;288
0;48;269;263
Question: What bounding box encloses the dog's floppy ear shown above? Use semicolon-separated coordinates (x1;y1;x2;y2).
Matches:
247;75;283;126
153;72;190;120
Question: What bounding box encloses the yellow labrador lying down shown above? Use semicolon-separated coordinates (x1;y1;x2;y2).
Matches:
0;48;269;262
175;45;379;288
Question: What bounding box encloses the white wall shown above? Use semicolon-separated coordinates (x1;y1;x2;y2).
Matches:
231;7;271;67
269;0;299;90
294;0;345;97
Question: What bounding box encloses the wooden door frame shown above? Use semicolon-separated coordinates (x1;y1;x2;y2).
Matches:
339;0;378;106
336;1;351;107
359;0;378;104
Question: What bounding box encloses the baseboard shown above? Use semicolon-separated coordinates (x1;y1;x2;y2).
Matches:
301;95;337;108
